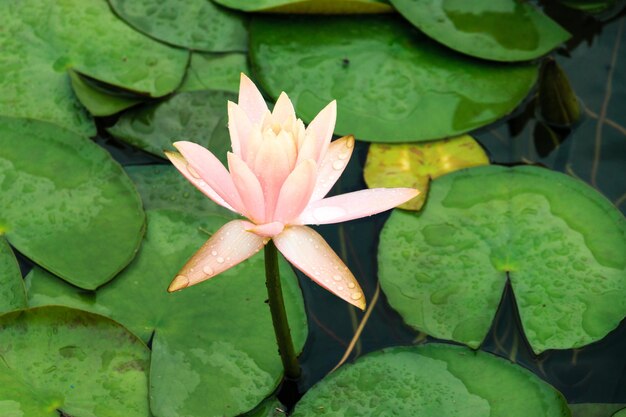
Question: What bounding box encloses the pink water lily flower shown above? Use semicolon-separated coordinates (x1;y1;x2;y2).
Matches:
166;74;418;310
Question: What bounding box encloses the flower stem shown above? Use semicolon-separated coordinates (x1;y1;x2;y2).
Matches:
264;240;301;380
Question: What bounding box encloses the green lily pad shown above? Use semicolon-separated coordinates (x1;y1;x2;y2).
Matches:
69;70;145;117
250;15;538;142
614;408;626;417
390;0;570;62
378;165;626;353
0;238;26;313
0;117;145;290
363;135;489;211
293;344;570;416
0;0;188;135
27;208;307;417
179;52;250;93
0;306;150;417
213;0;393;13
107;91;233;162
108;0;247;52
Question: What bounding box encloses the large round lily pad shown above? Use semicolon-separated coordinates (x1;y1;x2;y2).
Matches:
250;15;538;142
108;0;247;52
390;0;570;62
0;117;145;290
0;306;150;417
214;0;393;13
107;91;234;162
293;344;570;416
0;238;26;312
179;52;250;93
0;0;188;135
378;165;626;353
363;135;489;211
27;208;307;417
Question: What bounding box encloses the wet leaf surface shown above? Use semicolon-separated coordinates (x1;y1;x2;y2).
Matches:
213;0;392;13
250;15;538;142
109;0;248;52
0;238;26;312
0;0;188;134
293;344;570;416
26;167;307;417
107;91;234;162
0;306;151;417
363;135;489;210
69;71;145;117
390;0;570;61
0;117;145;290
378;165;626;353
179;52;250;94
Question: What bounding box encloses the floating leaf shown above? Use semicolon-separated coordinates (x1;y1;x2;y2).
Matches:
363;135;489;210
0;306;150;417
0;0;188;134
378;165;626;353
390;0;570;62
179;52;250;93
108;91;233;162
69;70;144;117
614;408;626;417
213;0;393;13
293;344;570;416
250;15;538;142
27;208;307;417
0;238;25;313
108;0;248;52
0;117;145;290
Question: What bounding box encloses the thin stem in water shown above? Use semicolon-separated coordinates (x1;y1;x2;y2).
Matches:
264;240;301;380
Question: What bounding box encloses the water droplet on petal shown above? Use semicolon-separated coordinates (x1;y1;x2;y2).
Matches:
348;282;356;289
337;286;344;291
351;292;362;300
332;160;344;170
332;274;342;281
203;265;214;275
338;152;349;160
211;250;218;256
216;257;225;263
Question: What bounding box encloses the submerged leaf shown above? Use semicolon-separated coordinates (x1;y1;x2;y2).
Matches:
538;58;581;127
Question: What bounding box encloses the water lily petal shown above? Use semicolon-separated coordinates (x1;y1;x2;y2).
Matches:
273;159;317;223
253;137;292;220
227;101;252;158
272;92;296;125
247;221;285;237
273;226;365;310
310;135;355;202
168;220;266;291
228;152;266;223
298;188;420;225
173;141;246;214
239;73;268;125
298;100;336;164
165;151;235;212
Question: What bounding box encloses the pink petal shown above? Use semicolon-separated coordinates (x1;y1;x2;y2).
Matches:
298;188;420;225
252;138;292;220
298;100;336;164
165;151;235;212
238;73;268;125
272;92;296;124
173;141;246;215
273;226;365;310
247;221;285;237
273;159;317;223
310;135;355;202
228;152;266;223
227;101;252;158
168;220;266;291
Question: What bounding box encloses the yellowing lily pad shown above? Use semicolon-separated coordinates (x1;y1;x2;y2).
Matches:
69;70;145;117
27;207;307;416
390;0;570;62
0;0;188;134
0;306;151;417
0;117;145;290
107;91;234;162
108;0;248;52
0;238;26;313
363;135;489;210
378;165;626;353
179;52;250;93
213;0;393;13
292;344;570;416
250;15;538;142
